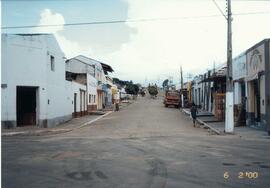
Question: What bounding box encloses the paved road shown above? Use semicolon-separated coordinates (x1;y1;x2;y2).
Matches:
2;96;270;188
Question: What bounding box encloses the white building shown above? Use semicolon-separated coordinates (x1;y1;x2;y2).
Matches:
191;63;226;119
232;53;247;125
119;88;128;100
65;57;98;113
65;79;87;118
245;39;270;129
70;55;114;110
1;34;73;128
192;75;204;108
105;76;113;106
232;53;247;105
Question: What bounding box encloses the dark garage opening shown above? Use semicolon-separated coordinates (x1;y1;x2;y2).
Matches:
17;86;37;126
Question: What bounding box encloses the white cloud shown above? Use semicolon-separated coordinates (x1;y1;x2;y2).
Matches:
37;9;65;33
103;0;270;85
35;3;270;85
36;9;93;58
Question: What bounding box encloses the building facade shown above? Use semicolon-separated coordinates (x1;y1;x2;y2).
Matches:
246;39;270;130
65;56;98;113
232;53;247;126
72;55;108;110
65;79;87;118
1;34;72;128
192;75;204;108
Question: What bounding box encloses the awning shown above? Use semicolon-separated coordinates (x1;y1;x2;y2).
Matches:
101;63;114;75
200;75;226;83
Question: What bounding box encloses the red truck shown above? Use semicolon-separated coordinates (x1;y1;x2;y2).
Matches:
164;90;180;108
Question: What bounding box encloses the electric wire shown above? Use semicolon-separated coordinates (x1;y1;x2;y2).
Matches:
2;11;270;29
212;0;228;20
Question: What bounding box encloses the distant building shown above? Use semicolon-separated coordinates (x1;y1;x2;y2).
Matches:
195;64;226;120
105;76;114;107
68;55;113;110
65;56;98;114
192;75;204;108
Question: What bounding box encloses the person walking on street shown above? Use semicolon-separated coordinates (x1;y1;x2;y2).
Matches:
190;102;198;127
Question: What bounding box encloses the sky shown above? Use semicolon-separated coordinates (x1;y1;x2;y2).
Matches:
2;0;270;86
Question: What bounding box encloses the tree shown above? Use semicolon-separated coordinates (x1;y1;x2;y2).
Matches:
148;84;158;97
113;78;120;84
125;83;139;95
162;79;169;89
113;77;140;95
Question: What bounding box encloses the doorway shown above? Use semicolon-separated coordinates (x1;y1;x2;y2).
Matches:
254;80;261;122
237;82;246;126
74;93;77;117
241;82;246;105
17;86;37;126
79;90;86;116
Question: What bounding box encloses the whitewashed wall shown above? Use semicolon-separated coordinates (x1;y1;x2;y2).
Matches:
87;74;97;105
66;58;95;75
45;35;71;124
192;75;204;106
66;57;98;106
65;81;87;113
74;55;106;83
1;34;72;127
233;82;241;105
2;34;47;124
232;53;247;81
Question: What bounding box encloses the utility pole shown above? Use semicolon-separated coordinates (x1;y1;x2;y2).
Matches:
180;66;184;108
225;0;234;133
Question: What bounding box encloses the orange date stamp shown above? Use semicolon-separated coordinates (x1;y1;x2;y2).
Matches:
224;171;259;179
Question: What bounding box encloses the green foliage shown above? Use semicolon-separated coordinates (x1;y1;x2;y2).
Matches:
162;79;169;89
125;83;139;95
113;78;130;86
113;77;140;95
148;84;158;96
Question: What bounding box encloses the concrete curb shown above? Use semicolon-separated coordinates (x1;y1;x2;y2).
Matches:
181;108;221;135
196;118;221;135
181;109;191;115
1;128;73;137
77;111;113;129
2;111;113;137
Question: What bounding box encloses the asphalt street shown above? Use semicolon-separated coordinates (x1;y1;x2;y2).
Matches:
2;95;270;188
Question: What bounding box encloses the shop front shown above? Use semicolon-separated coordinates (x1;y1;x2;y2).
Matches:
246;39;270;130
232;53;247;126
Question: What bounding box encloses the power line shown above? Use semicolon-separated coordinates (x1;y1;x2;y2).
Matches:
234;11;270;16
212;0;227;20
2;11;270;29
2;15;222;29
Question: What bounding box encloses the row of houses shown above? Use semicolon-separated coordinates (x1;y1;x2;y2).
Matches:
1;33;120;128
181;38;270;131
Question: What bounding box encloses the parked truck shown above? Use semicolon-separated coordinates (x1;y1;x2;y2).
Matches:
164;90;180;108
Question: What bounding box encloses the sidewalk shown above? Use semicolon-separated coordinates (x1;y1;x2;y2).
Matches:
2;112;113;137
1;100;136;137
181;108;270;139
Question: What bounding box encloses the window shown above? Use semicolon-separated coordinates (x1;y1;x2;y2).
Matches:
93;95;96;103
89;94;91;103
50;56;55;71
